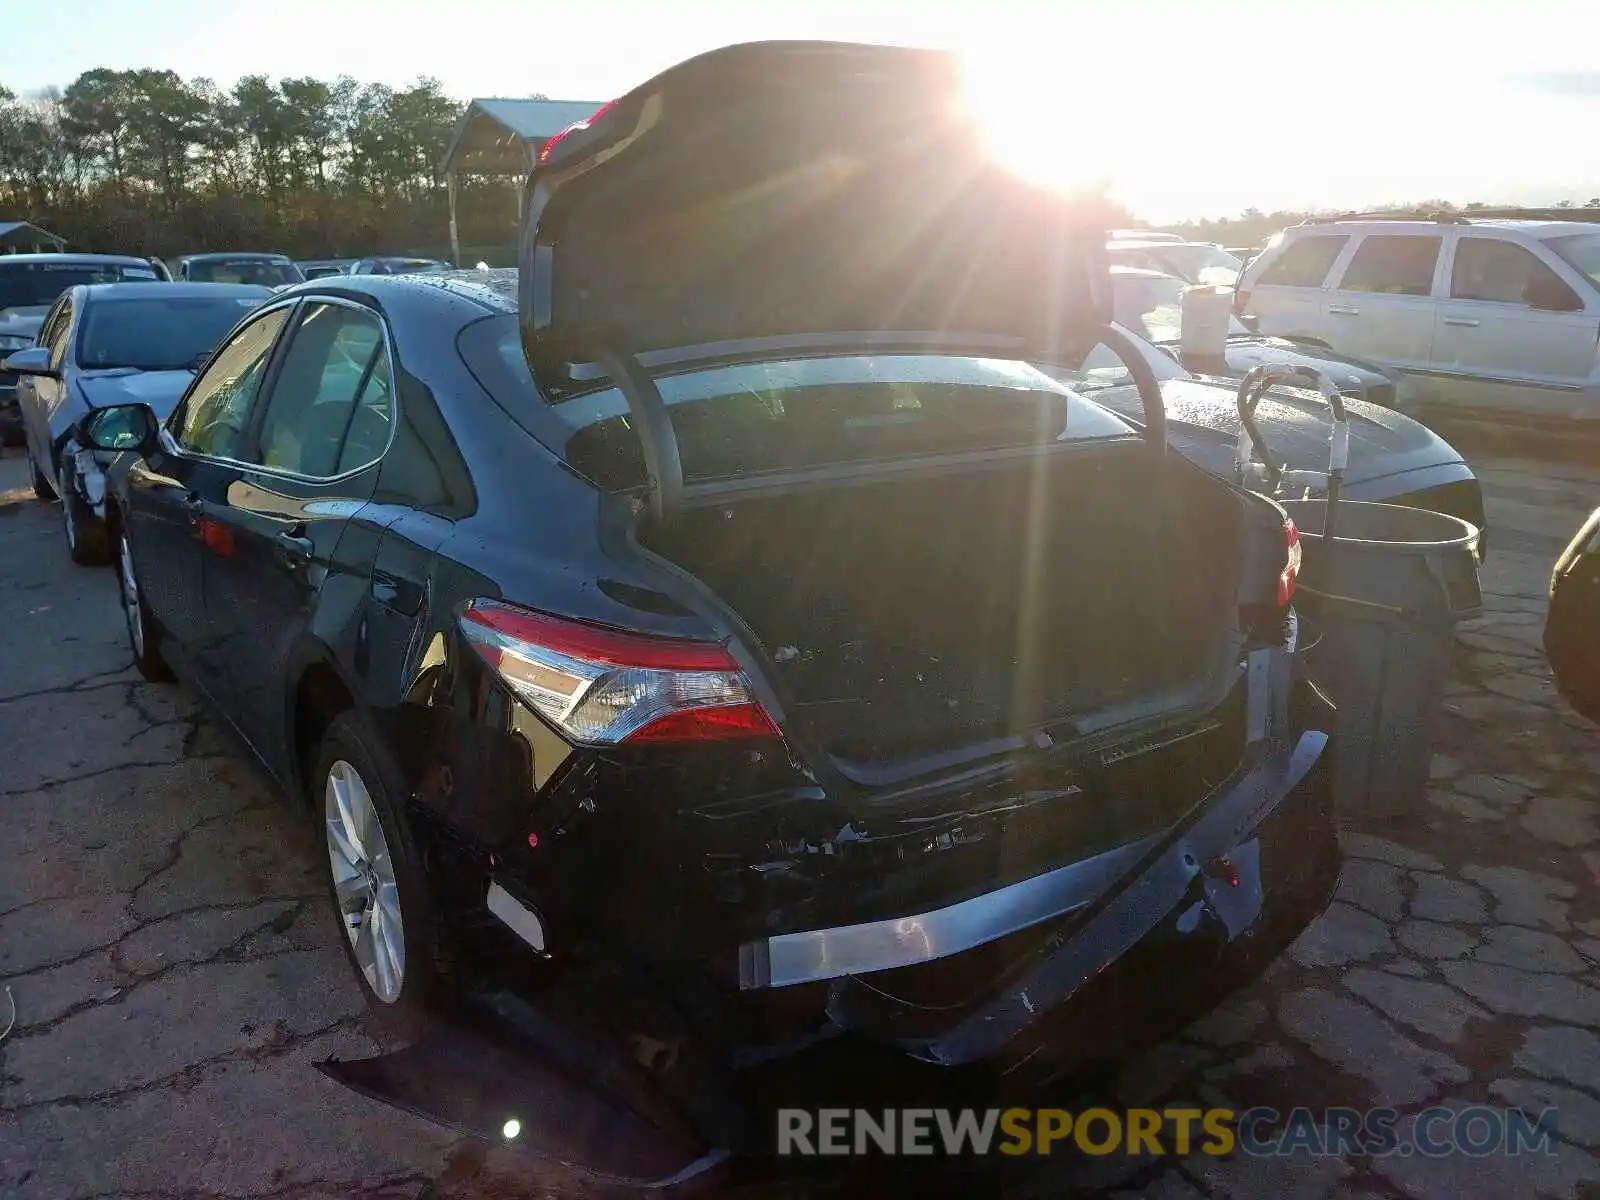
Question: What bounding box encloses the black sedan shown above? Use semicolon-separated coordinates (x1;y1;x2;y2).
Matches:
1547;505;1600;723
79;40;1339;1187
5;282;271;563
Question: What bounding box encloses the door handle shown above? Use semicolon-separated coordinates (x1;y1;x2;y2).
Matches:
1443;316;1480;328
1327;305;1360;316
275;530;314;560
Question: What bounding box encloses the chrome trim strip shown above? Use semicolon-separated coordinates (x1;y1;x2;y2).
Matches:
740;835;1160;990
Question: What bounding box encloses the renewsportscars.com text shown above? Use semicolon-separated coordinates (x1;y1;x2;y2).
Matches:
776;1106;1560;1159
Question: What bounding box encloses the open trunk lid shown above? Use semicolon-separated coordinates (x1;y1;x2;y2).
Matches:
518;40;1113;396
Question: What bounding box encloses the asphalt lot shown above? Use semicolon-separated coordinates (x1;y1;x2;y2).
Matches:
1;442;1599;1200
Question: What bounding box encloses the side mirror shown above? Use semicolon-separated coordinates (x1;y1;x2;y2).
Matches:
77;402;160;456
1526;274;1583;312
2;347;54;377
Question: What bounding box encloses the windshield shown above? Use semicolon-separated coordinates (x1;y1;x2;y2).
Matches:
1112;274;1249;344
186;259;303;286
78;295;264;371
1547;233;1600;290
459;316;1138;486
0;262;158;311
1148;244;1243;285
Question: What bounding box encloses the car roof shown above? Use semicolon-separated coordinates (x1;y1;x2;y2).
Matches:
178;251;292;262
81;282;272;301
1109;264;1181;281
1107;239;1192;251
1288;217;1600;240
274;269;519;315
1469;220;1600;240
0;252;150;267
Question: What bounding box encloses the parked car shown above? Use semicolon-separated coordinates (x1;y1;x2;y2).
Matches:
1109;228;1185;243
79;41;1338;1186
1107;238;1244;285
348;256;454;275
1546;504;1600;723
299;259;357;280
1235;215;1600;425
4;282;271;562
1112;265;1410;406
0;253;167;444
172;252;305;287
1079;271;1486;543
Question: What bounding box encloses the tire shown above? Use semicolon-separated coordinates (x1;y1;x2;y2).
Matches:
28;444;54;500
315;712;453;1028
116;528;173;682
60;457;110;566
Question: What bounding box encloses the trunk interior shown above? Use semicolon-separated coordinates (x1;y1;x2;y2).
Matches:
642;444;1247;769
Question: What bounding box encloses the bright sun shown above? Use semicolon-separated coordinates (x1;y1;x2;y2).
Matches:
957;49;1126;202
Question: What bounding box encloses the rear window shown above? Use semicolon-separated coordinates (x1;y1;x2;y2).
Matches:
458;316;1136;488
1256;235;1348;287
1337;235;1441;296
0;261;156;309
186;258;303;286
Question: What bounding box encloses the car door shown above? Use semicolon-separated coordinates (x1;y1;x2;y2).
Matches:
200;298;393;762
1321;233;1442;376
121;304;295;704
1241;232;1351;342
1430;234;1600;419
21;295;73;475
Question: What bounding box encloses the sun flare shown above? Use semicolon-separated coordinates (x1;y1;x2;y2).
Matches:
957;49;1126;203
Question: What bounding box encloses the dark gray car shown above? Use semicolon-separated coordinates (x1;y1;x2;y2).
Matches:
5;281;271;562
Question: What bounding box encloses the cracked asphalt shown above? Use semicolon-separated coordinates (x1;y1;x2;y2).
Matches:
2;443;1599;1200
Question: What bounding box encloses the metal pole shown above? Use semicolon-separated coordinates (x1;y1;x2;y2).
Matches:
447;170;461;267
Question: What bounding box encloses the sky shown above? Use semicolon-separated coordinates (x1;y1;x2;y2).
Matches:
4;0;1598;221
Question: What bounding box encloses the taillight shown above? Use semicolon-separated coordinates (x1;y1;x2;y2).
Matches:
458;599;778;745
537;100;618;165
1233;286;1251;316
1278;520;1302;607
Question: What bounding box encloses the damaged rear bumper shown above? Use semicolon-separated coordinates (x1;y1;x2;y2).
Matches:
319;644;1336;1185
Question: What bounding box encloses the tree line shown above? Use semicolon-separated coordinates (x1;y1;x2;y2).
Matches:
0;68;527;262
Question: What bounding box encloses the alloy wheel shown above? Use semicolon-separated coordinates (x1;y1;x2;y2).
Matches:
118;533;145;659
325;759;406;1003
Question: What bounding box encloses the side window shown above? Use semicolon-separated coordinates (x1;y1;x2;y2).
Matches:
336;351;394;473
1257;235;1349;287
44;301;73;366
177;307;291;459
1337;235;1441;296
1450;238;1580;308
254;302;391;478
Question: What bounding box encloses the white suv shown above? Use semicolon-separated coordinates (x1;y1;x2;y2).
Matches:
1236;217;1600;422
